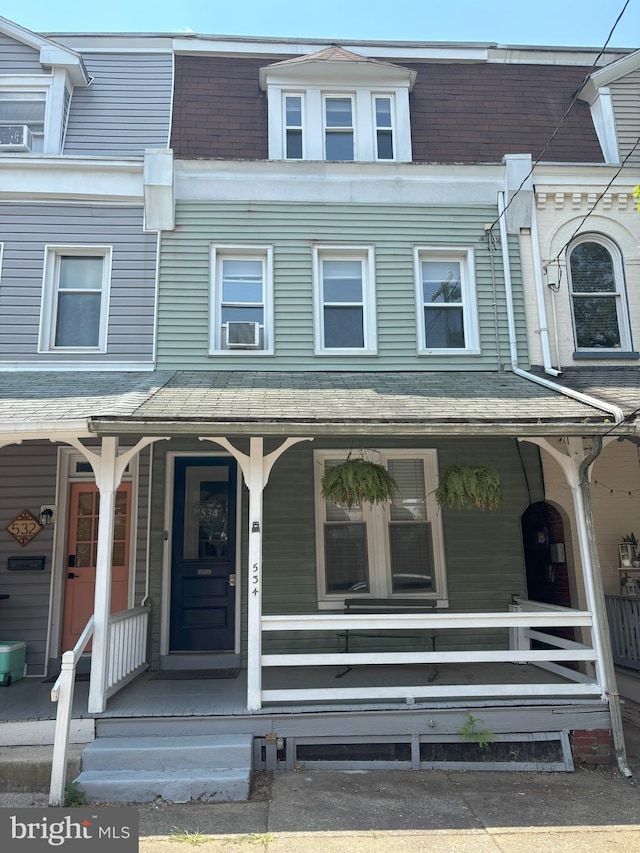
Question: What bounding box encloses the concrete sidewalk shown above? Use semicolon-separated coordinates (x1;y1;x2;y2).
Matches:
2;723;640;851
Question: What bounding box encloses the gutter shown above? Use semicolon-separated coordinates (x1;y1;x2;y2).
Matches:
497;191;625;425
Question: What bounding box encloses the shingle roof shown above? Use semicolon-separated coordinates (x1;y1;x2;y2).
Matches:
0;371;615;435
548;367;640;419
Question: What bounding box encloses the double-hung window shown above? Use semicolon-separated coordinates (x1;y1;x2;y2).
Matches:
567;235;631;353
313;246;376;354
374;95;394;160
0;90;46;153
284;94;304;159
324;95;354;161
39;246;111;351
315;450;446;606
414;248;479;355
209;246;273;354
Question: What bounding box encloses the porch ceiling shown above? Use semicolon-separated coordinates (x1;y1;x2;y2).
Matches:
0;369;629;438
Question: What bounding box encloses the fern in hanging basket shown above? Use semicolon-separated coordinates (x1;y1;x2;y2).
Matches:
321;458;397;509
435;464;503;511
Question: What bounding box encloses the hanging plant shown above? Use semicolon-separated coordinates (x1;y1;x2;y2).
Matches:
321;456;397;509
435;464;502;511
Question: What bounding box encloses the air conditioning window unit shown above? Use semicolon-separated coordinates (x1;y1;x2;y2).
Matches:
0;124;33;151
226;321;261;349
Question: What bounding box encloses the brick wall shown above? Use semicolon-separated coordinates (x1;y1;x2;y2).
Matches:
570;728;612;767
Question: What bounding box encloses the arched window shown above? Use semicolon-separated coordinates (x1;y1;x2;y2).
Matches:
567;236;630;352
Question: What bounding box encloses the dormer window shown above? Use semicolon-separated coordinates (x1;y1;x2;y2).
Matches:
0;91;46;152
261;46;415;163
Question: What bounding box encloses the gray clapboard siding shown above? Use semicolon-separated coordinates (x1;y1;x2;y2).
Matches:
63;54;172;156
0;33;43;73
0;442;58;674
148;436;541;666
610;69;640;165
0;203;157;364
0;440;151;674
157;202;529;372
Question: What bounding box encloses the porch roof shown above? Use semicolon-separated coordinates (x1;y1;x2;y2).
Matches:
0;369;625;438
548;367;640;419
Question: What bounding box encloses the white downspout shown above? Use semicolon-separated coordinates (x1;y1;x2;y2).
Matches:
529;198;561;376
497;191;625;425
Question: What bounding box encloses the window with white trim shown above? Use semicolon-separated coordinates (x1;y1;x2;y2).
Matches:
209;246;273;354
39;246;111;352
284;94;304;159
323;95;354;161
414;248;479;354
315;450;447;606
271;87;410;161
567;235;631;352
313;246;376;354
0;90;46;152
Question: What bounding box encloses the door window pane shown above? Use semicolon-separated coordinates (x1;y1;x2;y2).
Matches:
183;467;230;560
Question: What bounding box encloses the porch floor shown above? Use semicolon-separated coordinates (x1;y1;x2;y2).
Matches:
0;662;584;723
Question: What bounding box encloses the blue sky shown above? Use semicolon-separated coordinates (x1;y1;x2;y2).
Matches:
3;0;639;48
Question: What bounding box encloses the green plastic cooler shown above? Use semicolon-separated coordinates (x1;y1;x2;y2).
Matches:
0;641;26;686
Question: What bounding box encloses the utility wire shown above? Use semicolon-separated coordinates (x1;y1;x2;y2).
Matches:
487;0;633;233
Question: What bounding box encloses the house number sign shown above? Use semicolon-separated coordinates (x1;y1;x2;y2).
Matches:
6;510;42;547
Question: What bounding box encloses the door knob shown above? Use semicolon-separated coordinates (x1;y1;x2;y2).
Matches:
227;573;237;587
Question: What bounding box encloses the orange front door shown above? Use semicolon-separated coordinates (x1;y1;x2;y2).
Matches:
61;482;132;652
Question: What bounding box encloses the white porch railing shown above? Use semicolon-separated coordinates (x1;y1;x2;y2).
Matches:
106;606;150;698
49;605;150;806
258;598;600;706
605;594;640;672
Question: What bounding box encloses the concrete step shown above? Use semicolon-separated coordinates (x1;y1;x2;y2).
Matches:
74;733;253;803
0;745;84;793
75;767;251;804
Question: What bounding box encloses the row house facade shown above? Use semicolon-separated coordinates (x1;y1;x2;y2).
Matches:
0;16;639;802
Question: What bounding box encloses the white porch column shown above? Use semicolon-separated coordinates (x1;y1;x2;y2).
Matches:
66;435;165;714
524;435;631;776
523;437;608;695
200;436;312;711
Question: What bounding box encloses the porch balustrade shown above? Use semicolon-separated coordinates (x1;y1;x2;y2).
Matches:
256;598;600;706
49;605;150;806
605;594;640;672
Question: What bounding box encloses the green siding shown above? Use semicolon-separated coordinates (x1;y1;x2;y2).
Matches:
157;202;529;371
148;436;543;667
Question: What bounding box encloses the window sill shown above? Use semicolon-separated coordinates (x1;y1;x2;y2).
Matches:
208;349;275;357
418;348;481;357
573;351;639;360
314;349;378;357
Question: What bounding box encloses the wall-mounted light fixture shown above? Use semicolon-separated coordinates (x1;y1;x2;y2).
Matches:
39;505;56;527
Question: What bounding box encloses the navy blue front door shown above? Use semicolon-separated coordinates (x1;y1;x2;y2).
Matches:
170;457;237;652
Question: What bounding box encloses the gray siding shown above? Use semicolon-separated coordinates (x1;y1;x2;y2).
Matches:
0;442;57;674
0;440;151;675
610;69;640;165
0;203;157;364
0;33;43;73
158;202;528;372
148;436;543;667
63;53;173;157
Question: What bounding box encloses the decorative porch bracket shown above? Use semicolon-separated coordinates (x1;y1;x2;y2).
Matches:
521;435;631;776
65;435;169;714
200;436;313;711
